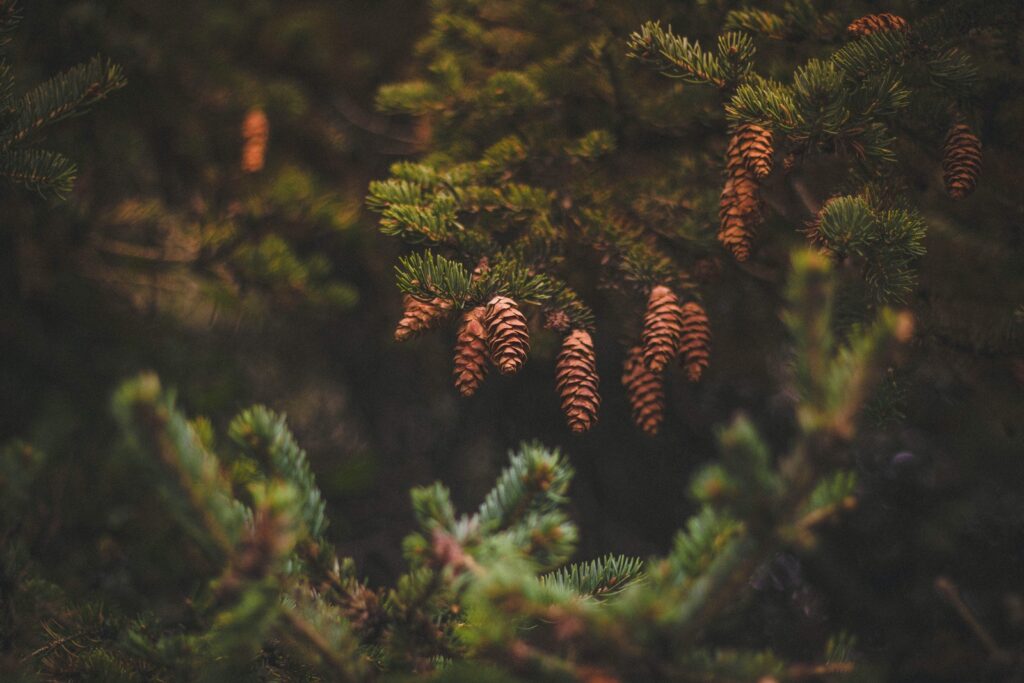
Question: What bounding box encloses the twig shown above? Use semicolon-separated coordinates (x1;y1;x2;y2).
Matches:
934;576;1015;666
788;661;856;678
282;607;357;682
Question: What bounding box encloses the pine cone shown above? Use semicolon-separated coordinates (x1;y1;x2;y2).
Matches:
942;123;982;200
727;123;774;179
718;166;763;262
485;296;530;374
453;306;489;397
394;294;451;342
555;329;600;433
847;13;910;37
641;285;685;373
622;345;664;436
241;108;269;173
679;302;711;382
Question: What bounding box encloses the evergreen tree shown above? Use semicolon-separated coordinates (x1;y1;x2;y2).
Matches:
1;1;1022;681
2;251;915;680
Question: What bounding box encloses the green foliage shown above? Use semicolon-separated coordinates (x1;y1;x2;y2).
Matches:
0;4;124;198
3;248;914;680
367;0;1011;433
540;554;644;599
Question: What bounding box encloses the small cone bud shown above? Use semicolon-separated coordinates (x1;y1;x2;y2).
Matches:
679;302;711;382
555;330;600;433
622;345;664;436
394;294;451;342
942;123;982;200
241;108;269;173
484;296;530;375
641;285;685;373
453;306;489;397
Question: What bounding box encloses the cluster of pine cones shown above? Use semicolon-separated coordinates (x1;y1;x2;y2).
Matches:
393;284;710;436
395;293;599;433
845;13;982;202
623;286;710;436
718;13;982;262
718;123;773;262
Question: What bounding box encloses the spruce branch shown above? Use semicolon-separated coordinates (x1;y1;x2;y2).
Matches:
0;56;126;148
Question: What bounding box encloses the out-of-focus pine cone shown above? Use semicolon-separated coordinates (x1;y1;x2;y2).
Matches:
394;294;451;342
641;285;685;373
453;306;489;397
942;123;982;200
622;345;664;436
555;329;600;433
679;301;711;382
727;123;774;179
847;13;910;37
485;296;530;374
241;108;269;173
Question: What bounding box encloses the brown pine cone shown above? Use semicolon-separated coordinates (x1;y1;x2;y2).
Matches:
641;285;685;373
622;345;664;436
679;302;711;382
485;296;530;374
847;13;910;37
718;166;763;262
453;306;489;397
942;123;982;200
394;294;452;342
555;330;600;433
241;108;269;173
726;123;774;179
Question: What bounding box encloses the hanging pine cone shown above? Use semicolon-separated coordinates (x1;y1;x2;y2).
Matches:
718;166;763;262
847;13;910;37
942;123;982;200
622;345;664;436
726;123;774;179
679;302;711;382
484;296;530;374
241;108;269;173
555;330;600;433
394;294;452;342
453;306;489;397
641;285;685;373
